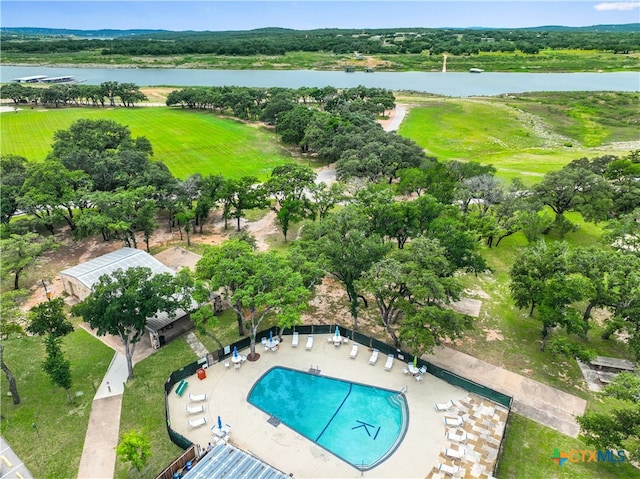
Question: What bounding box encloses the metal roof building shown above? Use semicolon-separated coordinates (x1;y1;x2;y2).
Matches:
60;248;192;345
186;444;291;479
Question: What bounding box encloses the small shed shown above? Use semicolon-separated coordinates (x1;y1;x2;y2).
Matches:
60;247;193;348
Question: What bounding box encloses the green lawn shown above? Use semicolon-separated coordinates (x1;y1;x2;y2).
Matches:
0;328;114;479
399;100;547;159
398;95;637;183
456;212;635;399
115;338;197;479
497;414;640;479
0;107;294;179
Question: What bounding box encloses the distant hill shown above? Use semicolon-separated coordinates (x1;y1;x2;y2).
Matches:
1;24;639;38
0;27;170;38
522;24;640;33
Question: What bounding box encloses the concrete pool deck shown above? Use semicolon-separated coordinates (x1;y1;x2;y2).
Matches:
168;335;483;479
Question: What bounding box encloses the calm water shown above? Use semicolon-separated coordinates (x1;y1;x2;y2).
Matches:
2;65;638;96
247;367;408;470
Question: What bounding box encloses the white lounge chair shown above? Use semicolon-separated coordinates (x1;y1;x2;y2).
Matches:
445;447;466;459
438;463;460;476
306;335;314;350
446;430;468;443
291;332;299;347
188;416;207;428
349;343;358;359
444;416;464;427
368;349;379;365
186;404;205;415
435;399;455;412
189;392;207;402
384;354;394;371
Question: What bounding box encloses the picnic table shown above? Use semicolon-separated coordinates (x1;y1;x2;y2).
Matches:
590;356;636;372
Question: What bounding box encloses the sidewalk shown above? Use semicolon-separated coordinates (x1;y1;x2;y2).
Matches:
425;346;587;437
77;353;128;479
1;436;34;479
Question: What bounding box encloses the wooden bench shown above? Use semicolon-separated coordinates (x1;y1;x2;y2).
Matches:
175;379;188;396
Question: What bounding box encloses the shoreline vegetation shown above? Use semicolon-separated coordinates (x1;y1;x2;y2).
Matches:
2;48;640;72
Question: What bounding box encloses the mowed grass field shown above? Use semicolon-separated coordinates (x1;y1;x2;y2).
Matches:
1;107;293;179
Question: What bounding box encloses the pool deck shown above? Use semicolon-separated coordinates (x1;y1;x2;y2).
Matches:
168;335;489;478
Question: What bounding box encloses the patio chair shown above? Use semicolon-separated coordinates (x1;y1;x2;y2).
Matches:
224;361;230;369
444;416;464;427
368;349;379;365
435;399;455;412
189;392;207;402
234;362;241;370
186;404;205;415
446;430;468;443
187;416;207;429
403;367;410;375
262;337;269;350
306;335;314;350
438;463;460;476
445;447;466;459
349;343;358;359
415;374;424;382
291;332;299;347
384;354;394;371
419;365;427;374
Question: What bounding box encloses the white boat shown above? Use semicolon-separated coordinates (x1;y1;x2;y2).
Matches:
469;68;484;73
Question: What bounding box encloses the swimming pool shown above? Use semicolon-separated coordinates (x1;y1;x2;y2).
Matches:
247;366;408;471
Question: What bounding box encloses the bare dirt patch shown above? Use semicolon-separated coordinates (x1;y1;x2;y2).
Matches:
450;297;483;317
483;328;505;341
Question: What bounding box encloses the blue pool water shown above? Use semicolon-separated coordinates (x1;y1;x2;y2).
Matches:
247;367;408;471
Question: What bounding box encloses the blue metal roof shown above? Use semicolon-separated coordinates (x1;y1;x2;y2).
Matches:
187;444;291;479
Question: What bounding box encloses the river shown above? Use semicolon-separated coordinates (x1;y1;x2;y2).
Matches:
2;65;639;96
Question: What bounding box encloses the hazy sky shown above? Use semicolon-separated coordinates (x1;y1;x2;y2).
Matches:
1;1;639;31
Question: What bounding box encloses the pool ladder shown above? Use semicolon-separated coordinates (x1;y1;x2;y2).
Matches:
388;386;407;407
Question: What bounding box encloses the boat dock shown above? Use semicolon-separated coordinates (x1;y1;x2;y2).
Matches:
11;75;79;84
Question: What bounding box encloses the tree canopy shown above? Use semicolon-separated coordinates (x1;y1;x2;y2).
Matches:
195;239;309;358
71;267;194;379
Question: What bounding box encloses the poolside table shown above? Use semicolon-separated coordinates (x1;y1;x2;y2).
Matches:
265;339;280;351
407;364;420;375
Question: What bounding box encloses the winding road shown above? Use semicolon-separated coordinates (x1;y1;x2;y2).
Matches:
314;104;407;185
